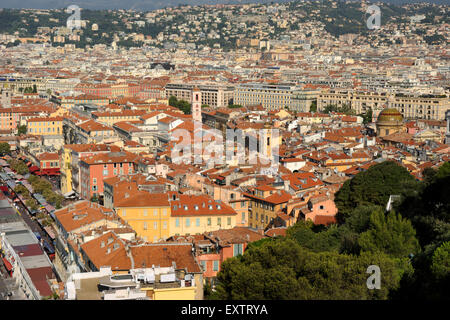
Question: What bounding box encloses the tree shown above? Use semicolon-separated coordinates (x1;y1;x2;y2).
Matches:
335;161;419;224
358;209;420;259
359;107;373;124
431;241;450;280
7;159;29;175
168;95;191;114
228;104;243;109
14;184;28;195
26;198;38;211
309;100;317;112
168;95;178;107
0;142;11;155
323;103;355;115
286;220;341;253
397;161;450;249
17;125;27;135
338;204;383;255
213;237;409;300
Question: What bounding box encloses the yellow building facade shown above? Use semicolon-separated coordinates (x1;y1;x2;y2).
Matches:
60;146;73;194
27;117;63;136
170;213;237;236
115;205;171;243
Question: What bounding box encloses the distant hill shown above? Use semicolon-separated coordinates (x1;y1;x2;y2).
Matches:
0;0;448;11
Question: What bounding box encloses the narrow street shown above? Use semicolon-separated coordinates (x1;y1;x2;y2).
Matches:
13;200;54;249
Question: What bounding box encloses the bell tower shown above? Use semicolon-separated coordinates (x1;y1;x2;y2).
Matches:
1;88;11;108
192;86;202;124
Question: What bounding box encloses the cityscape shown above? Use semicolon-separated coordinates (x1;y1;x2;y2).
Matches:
0;0;448;302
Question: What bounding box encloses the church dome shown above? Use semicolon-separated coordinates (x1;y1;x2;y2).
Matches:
377;108;403;123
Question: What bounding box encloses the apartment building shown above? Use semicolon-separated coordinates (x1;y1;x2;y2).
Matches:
92;109;146;126
60;144;122;195
26;116;63;136
165;83;234;108
318;90;449;121
169;194;238;236
79;151;139;200
243;185;292;230
114;192;171;243
234;83;315;112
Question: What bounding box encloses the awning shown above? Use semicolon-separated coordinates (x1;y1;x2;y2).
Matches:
44;226;56;239
2;257;13;271
64;190;75;197
29;166;39;173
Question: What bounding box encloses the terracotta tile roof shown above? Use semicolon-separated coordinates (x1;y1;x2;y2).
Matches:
92;109;146;118
27;116;64;122
78;119;113;133
80;231;131;271
130;244;202;273
115;192;170;208
37;152;59;161
313;215;337;226
170;194;237;217
81;151;139;165
265;227;287;237
81;232;202;273
64;143;121;153
206;227;266;245
113;121;143;132
243;189;292;205
54;201;116;233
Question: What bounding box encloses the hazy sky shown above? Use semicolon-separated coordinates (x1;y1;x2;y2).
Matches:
0;0;447;11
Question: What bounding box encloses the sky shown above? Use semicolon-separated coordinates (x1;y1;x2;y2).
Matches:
0;0;447;11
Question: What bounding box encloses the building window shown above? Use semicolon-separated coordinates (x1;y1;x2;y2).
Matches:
196;218;200;227
143;222;147;230
153;209;158;216
163;221;167;229
201;260;206;271
227;217;231;226
207;218;211;226
163;208;167;216
213;260;219;272
143;209;148;216
186;218;190;227
217;217;221;226
103;169;108;176
154;222;157;230
233;244;243;257
175;218;180;227
122;209;126;217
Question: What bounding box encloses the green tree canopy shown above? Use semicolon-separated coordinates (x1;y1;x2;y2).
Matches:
309;100;317;112
397;161;450;249
168;95;191;114
213;238;409;300
431;241;450;280
335;161;419;224
17;125;27;135
0;142;11;155
358;209;420;259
